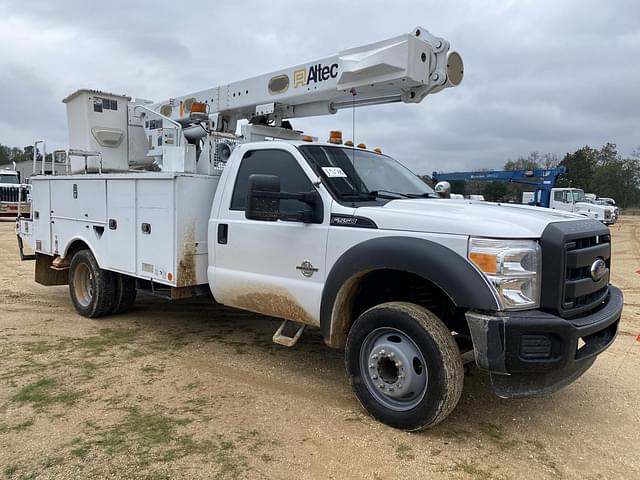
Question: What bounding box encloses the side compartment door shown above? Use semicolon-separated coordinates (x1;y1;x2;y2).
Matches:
212;148;330;326
106;179;136;273
31;179;51;253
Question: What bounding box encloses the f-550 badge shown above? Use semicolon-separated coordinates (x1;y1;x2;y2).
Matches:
296;261;319;278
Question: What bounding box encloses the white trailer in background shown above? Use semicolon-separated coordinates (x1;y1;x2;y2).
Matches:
16;27;623;431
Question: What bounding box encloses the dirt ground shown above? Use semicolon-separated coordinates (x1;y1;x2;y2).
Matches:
1;218;639;480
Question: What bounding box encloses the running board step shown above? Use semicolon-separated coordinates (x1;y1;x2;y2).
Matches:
272;320;305;347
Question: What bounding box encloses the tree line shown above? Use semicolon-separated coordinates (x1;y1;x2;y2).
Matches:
430;143;640;208
0;144;37;166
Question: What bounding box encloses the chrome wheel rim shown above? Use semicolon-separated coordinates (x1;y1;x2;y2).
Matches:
359;327;428;411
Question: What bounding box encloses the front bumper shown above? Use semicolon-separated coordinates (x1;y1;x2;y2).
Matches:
465;286;623;398
0;202;30;218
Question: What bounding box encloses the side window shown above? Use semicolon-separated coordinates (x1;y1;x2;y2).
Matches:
230;149;314;214
553;191;563;202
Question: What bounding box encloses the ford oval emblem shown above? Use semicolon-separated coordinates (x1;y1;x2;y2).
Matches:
590;258;607;281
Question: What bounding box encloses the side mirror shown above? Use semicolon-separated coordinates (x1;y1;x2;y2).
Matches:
434;181;451;198
246;174;281;222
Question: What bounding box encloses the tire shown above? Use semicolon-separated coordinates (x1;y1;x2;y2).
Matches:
68;249;116;318
345;302;464;431
110;273;137;314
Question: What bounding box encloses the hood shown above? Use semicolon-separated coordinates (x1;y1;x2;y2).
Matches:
355;199;582;238
575;202;611;212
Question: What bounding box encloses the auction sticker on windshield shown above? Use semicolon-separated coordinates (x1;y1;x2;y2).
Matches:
322;167;348;178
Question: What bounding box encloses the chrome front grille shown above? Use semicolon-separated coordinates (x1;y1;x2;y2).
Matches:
0;186;27;202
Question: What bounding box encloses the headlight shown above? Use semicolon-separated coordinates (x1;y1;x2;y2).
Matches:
468;238;541;310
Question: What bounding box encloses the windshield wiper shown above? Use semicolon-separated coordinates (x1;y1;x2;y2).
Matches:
341;192;375;200
341;190;434;201
369;190;436;199
368;190;412;199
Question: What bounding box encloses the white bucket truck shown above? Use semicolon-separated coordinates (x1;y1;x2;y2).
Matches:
17;27;622;430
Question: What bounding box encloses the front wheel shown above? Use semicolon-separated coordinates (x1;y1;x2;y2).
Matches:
345;302;464;430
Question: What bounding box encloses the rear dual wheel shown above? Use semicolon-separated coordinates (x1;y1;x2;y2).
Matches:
345;302;464;431
69;249;136;318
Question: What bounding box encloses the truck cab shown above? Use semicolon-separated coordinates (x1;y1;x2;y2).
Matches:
0;167;29;219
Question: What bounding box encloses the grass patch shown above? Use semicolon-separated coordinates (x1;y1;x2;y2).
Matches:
70;441;92;459
12;377;82;408
452;461;491;479
12;418;35;431
76;328;140;355
477;422;517;450
395;442;415;460
101;408;188;453
42;456;65;469
78;360;100;372
23;340;60;354
141;365;165;375
67;407;271;478
3;465;18;477
0;359;48;382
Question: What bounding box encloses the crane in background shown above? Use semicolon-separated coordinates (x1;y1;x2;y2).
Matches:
431;166;567;207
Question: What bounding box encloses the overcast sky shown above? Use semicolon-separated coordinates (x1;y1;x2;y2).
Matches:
0;0;638;174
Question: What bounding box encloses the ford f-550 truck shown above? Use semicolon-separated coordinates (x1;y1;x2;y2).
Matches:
16;27;622;430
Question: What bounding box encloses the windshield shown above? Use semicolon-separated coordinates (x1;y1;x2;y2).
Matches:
0;174;19;185
299;145;434;201
569;189;585;202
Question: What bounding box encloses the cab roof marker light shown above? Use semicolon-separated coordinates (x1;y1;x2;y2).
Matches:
329;130;343;144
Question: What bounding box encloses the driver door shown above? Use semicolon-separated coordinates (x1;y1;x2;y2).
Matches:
212;147;330;326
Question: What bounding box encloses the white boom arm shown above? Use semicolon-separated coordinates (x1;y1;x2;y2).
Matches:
148;26;463;134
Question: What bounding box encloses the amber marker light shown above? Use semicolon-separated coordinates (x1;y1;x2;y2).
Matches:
190;102;207;113
469;252;497;274
329;130;343;144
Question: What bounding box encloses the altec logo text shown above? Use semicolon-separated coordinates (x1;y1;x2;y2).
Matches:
294;63;339;88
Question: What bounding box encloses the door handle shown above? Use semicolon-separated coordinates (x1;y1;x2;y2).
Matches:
217;224;228;244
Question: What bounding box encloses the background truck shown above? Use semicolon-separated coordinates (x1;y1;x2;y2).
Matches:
16;27;622;431
586;194;619;222
0;164;30;219
545;187;615;225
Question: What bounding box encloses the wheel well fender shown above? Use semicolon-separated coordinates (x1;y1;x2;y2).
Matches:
61;237;96;267
320;236;499;347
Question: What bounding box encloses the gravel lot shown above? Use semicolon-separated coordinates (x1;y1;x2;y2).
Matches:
1;218;639;479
